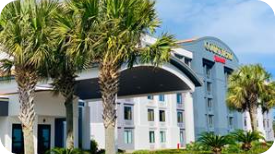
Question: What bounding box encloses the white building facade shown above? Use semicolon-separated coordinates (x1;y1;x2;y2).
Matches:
1;35;203;153
90;93;195;151
243;109;274;141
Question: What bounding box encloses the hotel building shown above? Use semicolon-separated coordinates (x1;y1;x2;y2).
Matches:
0;36;274;154
90;36;274;151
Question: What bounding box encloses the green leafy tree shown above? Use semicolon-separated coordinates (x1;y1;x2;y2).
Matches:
230;129;265;151
0;0;58;154
90;0;177;153
44;0;98;149
226;64;275;131
198;132;232;154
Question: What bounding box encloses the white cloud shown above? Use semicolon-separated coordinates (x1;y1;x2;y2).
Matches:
156;0;275;55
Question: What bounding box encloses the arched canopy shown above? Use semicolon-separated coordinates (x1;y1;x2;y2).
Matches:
75;57;202;100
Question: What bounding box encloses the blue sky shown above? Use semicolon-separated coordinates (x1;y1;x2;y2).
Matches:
154;0;275;78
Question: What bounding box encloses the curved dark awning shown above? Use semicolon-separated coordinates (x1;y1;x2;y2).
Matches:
75;57;202;100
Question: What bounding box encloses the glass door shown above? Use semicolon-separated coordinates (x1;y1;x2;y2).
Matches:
12;124;24;154
38;125;51;154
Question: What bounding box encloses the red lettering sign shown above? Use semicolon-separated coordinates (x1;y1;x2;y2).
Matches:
214;55;226;64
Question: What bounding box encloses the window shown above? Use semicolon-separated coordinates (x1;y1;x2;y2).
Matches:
207;82;211;94
149;131;155;143
160;131;166;143
159;94;165;102
207;98;212;111
147;95;154;100
124;130;133;144
177;93;182;104
263;119;266;128
244;118;247;127
148;109;154;121
180;131;184;145
177;111;184;123
159;110;166;122
124;106;132;120
12;124;24;154
208;115;214;128
205;65;211;78
229;117;233;127
225;72;230;84
184;58;191;67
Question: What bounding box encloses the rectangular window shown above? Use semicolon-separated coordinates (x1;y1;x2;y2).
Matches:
244;118;247;127
124;130;133;144
148;109;154;121
177;93;182;104
124;106;132;120
177;111;183;123
147;95;154;100
207;82;211;94
160;131;166;143
12;124;24;154
263;119;266;128
206;65;211;78
229;117;233;126
159;110;166;122
207;98;212;111
208;115;214;128
185;58;191;67
149;131;155;143
159;94;165;102
180;131;184;145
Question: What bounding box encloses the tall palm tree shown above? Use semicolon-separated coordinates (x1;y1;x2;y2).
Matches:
91;0;177;153
45;0;99;149
226;64;275;131
0;0;58;154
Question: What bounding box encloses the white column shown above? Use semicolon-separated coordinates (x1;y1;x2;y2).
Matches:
257;108;266;139
3;117;11;151
33;116;38;154
184;92;195;143
73;99;79;148
82;104;91;149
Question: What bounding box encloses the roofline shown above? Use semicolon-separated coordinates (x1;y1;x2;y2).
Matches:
178;36;239;62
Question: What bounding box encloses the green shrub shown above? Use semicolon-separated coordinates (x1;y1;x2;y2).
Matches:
90;140;99;154
132;150;151;154
198;132;233;154
186;142;210;151
46;148;88;154
229;130;265;151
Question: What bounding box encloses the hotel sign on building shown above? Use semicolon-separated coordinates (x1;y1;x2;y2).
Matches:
204;41;233;61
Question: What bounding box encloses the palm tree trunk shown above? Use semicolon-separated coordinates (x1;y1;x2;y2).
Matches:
99;64;119;154
65;95;74;149
248;104;258;131
56;75;76;149
17;71;37;154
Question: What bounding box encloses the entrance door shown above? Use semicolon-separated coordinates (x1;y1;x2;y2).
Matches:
38;125;51;154
12;124;24;154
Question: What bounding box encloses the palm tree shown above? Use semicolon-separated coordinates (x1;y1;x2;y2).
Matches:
81;0;177;153
0;0;58;154
226;64;275;131
230;130;265;151
44;0;99;149
198;132;232;154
